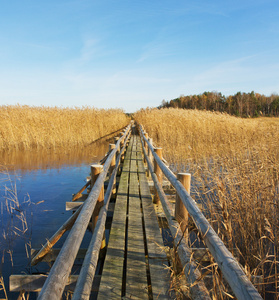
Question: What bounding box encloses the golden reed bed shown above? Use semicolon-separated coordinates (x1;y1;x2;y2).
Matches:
135;108;279;298
0;105;130;151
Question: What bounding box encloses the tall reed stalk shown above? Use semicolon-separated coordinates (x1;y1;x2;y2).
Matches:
0;167;32;268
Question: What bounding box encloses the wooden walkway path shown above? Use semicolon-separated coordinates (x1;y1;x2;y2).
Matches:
10;130;172;299
9;124;263;300
98;134;170;299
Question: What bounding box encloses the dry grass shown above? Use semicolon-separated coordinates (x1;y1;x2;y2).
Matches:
0;166;31;267
0;105;130;151
134;108;279;298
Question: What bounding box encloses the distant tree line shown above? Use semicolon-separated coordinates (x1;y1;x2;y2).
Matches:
160;91;279;117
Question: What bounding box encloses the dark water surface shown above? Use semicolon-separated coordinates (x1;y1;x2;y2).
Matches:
0;142;108;299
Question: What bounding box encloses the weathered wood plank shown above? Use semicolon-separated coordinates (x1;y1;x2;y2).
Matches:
66;201;84;211
31;203;83;266
126;137;148;299
31;248;93;263
72;181;91;201
97;136;133;299
10;275;100;292
136;136;170;299
137;141;167;259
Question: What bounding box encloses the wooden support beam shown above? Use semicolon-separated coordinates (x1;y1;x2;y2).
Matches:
31;204;83;266
143;132;148;164
10;275;101;292
114;137;120;158
66;202;83;211
120;132;125;162
72;180;91;202
31;248;105;263
147;137;153;177
153;147;163;204
109;144;116;194
175;173;191;238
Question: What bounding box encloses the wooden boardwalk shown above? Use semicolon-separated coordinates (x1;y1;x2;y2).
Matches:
10;129;172;299
98;134;170;299
10;124;263;300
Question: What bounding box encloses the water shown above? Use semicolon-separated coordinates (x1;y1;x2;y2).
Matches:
0;142;108;299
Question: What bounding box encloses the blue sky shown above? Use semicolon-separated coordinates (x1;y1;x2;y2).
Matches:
0;0;279;112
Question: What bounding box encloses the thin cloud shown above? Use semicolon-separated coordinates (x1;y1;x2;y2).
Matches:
79;38;101;63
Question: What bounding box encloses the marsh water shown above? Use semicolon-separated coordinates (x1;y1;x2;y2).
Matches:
0;141;109;299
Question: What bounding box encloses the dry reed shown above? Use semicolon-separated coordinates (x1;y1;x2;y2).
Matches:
0;105;130;151
134;108;279;298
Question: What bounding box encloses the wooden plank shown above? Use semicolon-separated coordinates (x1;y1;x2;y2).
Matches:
136;136;170;299
137;138;167;260
31;248;89;263
66;202;115;213
10;275;100;292
72;181;91;201
66;201;83;211
31;248;107;264
97;136;133;299
126;137;148;299
31;204;83;266
148;258;170;298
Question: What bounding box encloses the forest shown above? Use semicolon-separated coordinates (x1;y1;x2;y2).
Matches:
161;91;279;117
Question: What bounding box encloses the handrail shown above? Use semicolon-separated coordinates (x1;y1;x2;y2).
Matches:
72;130;131;299
139;125;263;300
139;132;211;299
37;123;132;300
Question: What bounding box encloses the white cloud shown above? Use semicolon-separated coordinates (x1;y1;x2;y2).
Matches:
79;38;101;63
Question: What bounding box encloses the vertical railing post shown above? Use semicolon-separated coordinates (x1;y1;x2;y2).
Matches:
175;173;191;237
109;144;116;194
143;132;148;165
147;137;153;177
90;164;106;248
120;132;125;162
114;137;120;158
114;137;120;175
154;147;163;204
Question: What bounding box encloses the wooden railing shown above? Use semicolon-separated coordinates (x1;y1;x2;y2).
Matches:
139;125;263;300
33;123;132;300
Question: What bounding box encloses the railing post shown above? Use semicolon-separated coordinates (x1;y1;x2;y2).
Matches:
143;132;148;165
114;137;120;158
175;173;191;238
120;132;125;162
114;137;120;176
147;137;153;177
109;144;116;194
154;147;163;204
91;164;106;248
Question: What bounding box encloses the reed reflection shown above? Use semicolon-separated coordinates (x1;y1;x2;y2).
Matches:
1;140;109;172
